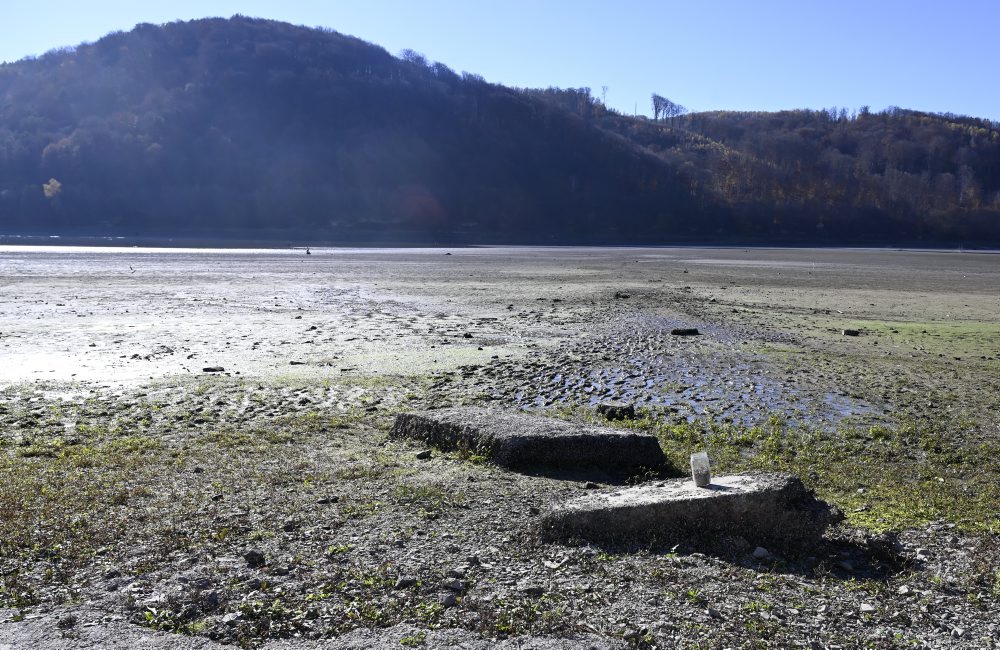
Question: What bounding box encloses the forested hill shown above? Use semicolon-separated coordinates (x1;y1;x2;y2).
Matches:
1;16;998;245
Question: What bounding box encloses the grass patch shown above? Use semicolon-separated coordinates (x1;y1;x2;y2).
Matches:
392;482;466;518
855;320;1000;358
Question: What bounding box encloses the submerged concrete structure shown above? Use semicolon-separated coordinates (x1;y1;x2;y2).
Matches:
541;473;842;553
391;408;665;472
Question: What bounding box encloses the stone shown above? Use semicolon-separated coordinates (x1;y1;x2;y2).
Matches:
540;473;842;554
243;549;266;569
394;576;417;589
518;582;545;596
752;546;771;560
202;366;225;373
596;401;635;421
415;449;432;460
670;328;699;336
859;603;876;613
842;329;860;337
391;408;665;472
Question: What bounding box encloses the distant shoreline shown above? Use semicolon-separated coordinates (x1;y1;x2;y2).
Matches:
1;234;998;254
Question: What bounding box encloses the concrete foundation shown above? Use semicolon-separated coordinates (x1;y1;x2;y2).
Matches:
541;473;842;553
391;408;665;472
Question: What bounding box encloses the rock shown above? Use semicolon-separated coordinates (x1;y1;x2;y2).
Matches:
614;291;631;299
707;607;723;620
842;329;860;337
394;576;417;589
202;366;225;373
243;549;266;568
200;590;221;610
752;546;771;560
859;603;876;613
670;328;699;336
415;449;432;460
391;408;665;472
541;473;842;554
518;582;545;596
915;547;931;559
596;401;635;421
622;629;644;641
442;579;466;592
222;611;244;626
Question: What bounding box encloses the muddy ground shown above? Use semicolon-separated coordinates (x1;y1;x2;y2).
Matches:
0;246;998;648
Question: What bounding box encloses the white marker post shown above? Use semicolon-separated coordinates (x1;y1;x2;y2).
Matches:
690;451;711;487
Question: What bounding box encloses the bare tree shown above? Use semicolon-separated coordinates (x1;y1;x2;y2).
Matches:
664;99;687;124
652;94;686;123
398;49;428;68
651;93;666;121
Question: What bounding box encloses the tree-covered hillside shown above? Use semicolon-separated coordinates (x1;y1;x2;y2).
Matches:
1;16;998;245
0;16;699;244
533;87;1000;243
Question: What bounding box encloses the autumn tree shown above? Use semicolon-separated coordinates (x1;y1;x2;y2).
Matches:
42;178;62;199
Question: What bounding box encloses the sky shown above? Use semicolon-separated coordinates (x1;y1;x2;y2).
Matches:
2;0;998;120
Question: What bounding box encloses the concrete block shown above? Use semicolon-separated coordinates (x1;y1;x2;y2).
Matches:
541;472;842;553
596;401;636;421
391;408;665;472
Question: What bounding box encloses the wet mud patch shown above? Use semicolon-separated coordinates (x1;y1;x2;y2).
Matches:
476;311;877;426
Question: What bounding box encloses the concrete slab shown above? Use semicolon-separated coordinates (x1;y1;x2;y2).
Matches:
391;408;665;472
541;473;842;553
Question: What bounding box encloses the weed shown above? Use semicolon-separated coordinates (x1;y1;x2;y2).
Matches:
400;630;427;646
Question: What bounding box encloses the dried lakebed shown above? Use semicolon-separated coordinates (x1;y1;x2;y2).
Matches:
0;246;998;648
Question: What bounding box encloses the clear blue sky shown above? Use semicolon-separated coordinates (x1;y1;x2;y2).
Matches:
3;0;998;120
